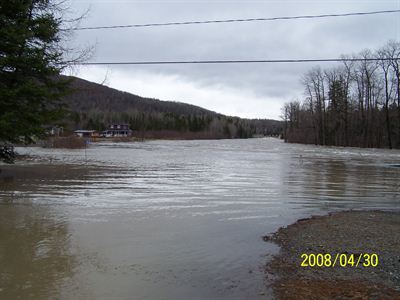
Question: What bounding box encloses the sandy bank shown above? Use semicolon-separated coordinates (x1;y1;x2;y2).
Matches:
264;211;400;299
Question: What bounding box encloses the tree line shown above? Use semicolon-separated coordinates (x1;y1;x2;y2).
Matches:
282;41;400;149
70;110;282;139
0;0;282;163
64;76;282;139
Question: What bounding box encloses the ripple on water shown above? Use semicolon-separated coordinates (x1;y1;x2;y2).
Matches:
1;138;399;299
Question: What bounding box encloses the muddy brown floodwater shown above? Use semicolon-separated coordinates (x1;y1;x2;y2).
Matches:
0;138;399;299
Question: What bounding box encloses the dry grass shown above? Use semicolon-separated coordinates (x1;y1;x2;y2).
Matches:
43;136;87;149
137;130;225;140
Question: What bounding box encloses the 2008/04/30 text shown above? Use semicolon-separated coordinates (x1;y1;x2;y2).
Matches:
300;253;379;267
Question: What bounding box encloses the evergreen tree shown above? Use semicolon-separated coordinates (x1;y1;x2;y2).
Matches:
0;0;70;162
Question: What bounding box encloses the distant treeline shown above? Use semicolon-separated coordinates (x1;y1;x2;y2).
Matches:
282;41;400;149
71;111;281;139
62;76;282;139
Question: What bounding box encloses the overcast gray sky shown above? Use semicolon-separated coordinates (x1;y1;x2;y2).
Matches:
67;0;400;119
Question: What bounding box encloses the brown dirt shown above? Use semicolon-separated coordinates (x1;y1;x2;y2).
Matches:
42;136;86;148
264;211;400;299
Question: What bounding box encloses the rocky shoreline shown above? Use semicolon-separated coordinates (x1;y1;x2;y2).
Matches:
264;211;400;299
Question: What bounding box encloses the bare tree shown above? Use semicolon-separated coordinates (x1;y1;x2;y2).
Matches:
283;41;400;149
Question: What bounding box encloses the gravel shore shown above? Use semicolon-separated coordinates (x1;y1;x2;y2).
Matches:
264;211;400;299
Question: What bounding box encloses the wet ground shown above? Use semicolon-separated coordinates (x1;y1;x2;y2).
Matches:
265;211;400;299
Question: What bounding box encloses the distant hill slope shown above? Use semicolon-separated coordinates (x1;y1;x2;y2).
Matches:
65;76;220;116
61;76;282;139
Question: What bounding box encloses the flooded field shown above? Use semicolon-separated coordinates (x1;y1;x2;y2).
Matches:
1;138;399;299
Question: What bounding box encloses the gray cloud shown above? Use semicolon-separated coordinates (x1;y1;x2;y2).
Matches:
68;0;400;119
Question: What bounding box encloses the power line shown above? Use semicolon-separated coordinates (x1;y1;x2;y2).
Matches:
72;9;400;30
78;58;398;65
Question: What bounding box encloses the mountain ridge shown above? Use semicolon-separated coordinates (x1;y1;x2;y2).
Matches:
65;76;222;116
61;76;283;139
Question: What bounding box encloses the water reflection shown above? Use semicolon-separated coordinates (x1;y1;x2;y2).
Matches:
0;204;75;299
284;148;400;210
0;164;110;299
0;139;399;299
0;163;113;204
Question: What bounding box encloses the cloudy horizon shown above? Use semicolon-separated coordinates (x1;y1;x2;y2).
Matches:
67;0;400;120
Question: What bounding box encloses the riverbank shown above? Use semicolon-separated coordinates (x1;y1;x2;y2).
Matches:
264;211;400;299
2;140;400;299
32;134;270;150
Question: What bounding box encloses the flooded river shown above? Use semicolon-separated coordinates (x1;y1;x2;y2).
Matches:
1;138;399;299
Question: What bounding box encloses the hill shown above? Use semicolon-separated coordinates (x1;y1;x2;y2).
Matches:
65;76;220;117
61;76;282;139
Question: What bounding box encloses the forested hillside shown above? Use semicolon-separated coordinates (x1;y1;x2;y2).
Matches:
62;76;282;139
282;41;400;149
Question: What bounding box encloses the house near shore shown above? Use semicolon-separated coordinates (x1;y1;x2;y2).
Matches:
103;124;132;137
74;130;99;138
